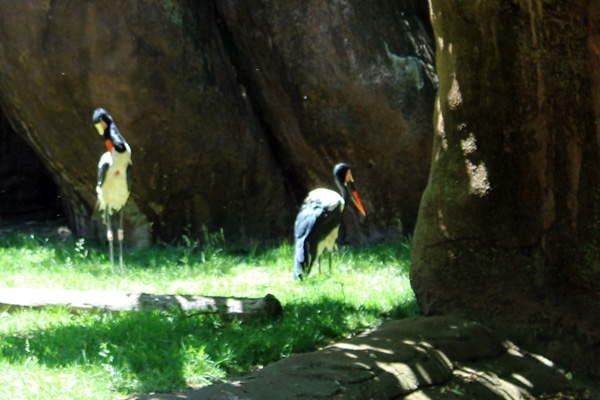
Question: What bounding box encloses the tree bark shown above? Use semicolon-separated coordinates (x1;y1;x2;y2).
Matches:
0;288;283;319
411;0;600;378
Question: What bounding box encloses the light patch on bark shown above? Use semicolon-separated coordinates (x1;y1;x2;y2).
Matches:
437;209;450;238
465;159;491;196
448;73;462;109
461;132;477;154
461;133;490;196
435;98;448;157
436;36;444;52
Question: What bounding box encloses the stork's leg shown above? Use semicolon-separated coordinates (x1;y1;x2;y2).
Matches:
105;211;115;274
328;251;333;275
317;256;321;275
118;211;124;275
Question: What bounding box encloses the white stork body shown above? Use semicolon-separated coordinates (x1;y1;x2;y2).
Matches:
293;164;366;280
93;108;132;274
96;142;132;214
304;188;344;261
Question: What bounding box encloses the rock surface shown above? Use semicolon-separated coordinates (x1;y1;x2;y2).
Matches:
0;2;291;246
0;1;436;244
215;0;437;241
133;317;589;400
411;0;600;378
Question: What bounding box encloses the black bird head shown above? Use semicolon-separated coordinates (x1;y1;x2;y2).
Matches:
333;163;366;216
92;108;113;136
93;108;127;153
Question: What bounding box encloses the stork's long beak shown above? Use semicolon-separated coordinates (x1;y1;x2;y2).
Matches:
95;122;104;135
345;171;366;216
350;190;366;216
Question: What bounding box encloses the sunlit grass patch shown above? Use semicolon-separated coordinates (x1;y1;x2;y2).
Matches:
0;230;417;399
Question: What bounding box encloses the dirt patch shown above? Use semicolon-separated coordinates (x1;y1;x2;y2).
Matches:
133;316;599;399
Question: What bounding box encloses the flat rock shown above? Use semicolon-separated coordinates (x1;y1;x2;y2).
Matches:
134;316;588;400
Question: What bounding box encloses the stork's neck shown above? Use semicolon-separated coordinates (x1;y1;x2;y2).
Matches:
335;178;348;200
104;124;128;153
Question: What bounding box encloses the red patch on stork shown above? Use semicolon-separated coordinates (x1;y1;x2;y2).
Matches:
114;170;120;176
105;140;114;153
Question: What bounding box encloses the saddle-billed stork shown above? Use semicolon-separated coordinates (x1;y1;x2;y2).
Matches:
293;162;366;280
93;108;132;274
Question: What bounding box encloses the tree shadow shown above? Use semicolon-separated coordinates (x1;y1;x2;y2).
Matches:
148;317;582;400
0;297;417;395
2;310;193;393
2;300;583;400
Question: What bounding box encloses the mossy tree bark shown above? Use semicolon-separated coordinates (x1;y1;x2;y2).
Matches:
411;0;600;377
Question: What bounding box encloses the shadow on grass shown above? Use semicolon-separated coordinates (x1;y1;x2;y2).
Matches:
0;297;419;395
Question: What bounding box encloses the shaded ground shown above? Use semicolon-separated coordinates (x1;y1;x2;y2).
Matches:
134;316;599;400
0;112;64;221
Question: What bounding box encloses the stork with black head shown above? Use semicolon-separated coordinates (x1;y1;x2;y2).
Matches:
93;107;132;274
293;162;366;280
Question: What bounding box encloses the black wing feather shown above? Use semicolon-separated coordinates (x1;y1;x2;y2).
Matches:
126;161;133;193
293;200;327;279
97;158;110;188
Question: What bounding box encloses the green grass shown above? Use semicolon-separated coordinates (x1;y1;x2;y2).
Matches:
0;229;417;399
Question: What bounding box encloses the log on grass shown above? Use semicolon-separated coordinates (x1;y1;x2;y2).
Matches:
0;288;283;319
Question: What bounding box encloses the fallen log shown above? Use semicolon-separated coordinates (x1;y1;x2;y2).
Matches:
0;288;283;319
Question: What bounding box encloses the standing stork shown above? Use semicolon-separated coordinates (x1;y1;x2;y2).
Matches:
93;108;132;274
293;162;366;280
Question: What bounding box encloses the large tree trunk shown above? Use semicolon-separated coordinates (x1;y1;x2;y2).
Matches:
411;1;600;378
